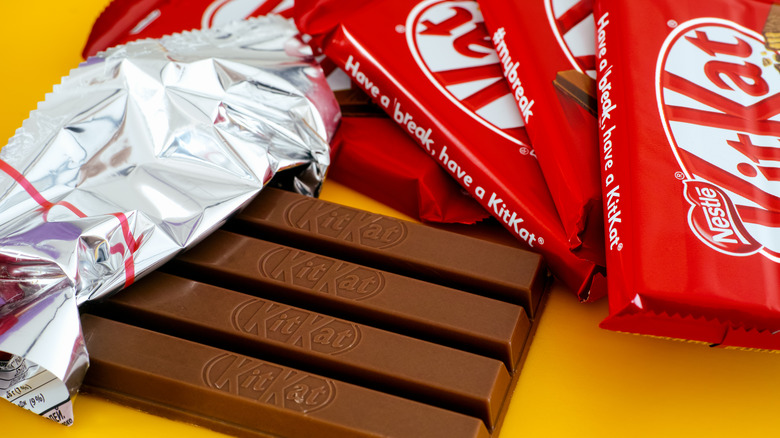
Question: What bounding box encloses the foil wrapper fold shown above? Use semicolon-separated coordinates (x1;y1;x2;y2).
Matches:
0;15;338;424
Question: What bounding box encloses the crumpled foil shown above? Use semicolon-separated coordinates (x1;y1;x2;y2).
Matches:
0;15;339;424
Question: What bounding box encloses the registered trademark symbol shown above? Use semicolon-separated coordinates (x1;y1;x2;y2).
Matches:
519;147;530;156
674;171;685;180
395;24;405;33
537;237;544;245
667;19;678;28
617;243;623;251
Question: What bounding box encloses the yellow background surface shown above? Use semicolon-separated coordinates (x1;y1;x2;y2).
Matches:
2;1;780;437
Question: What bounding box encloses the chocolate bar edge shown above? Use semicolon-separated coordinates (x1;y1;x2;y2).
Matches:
80;314;492;438
553;69;597;118
231;187;546;317
86;271;515;428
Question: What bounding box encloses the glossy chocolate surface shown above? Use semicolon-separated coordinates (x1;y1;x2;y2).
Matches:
81;189;546;437
230;188;547;316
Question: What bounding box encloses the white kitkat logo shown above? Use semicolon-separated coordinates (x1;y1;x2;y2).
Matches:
658;18;780;259
406;0;526;144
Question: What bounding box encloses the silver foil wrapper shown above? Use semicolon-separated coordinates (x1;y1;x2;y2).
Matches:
0;16;339;424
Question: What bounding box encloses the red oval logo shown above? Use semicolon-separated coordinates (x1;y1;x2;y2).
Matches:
683;180;761;255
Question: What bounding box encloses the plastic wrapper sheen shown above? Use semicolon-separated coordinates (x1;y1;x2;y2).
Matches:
596;0;780;349
0;16;338;424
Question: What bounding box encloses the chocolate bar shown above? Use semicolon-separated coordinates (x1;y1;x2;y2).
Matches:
228;188;547;316
166;230;528;370
553;69;597;118
80;315;491;438
79;189;546;436
85;271;513;428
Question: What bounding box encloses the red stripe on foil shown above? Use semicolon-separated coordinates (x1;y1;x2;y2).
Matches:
110;212;141;286
0;159;54;210
0;159;88;218
0;158;137;287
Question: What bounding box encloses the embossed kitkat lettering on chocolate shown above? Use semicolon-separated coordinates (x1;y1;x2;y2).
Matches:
545;0;596;78
658;18;780;259
233;299;362;354
406;0;527;140
285;198;407;249
203;354;335;412
259;247;385;300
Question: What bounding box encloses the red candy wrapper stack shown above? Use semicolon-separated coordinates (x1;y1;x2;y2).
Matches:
595;0;780;348
80;0;780;348
479;0;604;267
296;0;606;301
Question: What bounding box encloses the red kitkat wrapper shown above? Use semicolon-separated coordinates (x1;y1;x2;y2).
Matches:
479;0;605;267
83;0;294;57
596;0;780;348
296;0;606;300
331;116;490;224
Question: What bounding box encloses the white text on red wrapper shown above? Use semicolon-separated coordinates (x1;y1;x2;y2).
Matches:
487;192;538;247
596;12;623;252
344;55;436;150
343;53;485;196
492;27;535;123
341;3;544;250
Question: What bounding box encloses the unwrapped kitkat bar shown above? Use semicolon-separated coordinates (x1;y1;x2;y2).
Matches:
295;0;606;300
78;187;544;437
596;0;780;348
